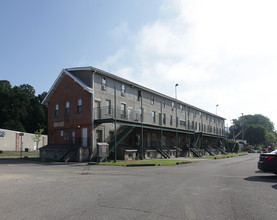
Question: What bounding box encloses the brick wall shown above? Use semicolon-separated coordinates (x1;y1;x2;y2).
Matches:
47;74;92;146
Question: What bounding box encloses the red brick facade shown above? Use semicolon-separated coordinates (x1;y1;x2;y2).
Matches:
47;75;92;148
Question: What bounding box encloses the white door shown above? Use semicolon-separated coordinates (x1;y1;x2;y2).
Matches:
82;128;88;147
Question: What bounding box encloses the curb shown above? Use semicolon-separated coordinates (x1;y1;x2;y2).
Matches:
126;164;156;167
176;161;192;165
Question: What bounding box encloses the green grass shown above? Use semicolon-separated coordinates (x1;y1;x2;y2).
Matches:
187;153;246;160
98;159;194;166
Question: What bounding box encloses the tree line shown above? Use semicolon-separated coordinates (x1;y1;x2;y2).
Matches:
228;114;277;148
0;80;47;133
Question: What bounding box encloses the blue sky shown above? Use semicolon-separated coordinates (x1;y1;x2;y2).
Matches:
1;0;277;129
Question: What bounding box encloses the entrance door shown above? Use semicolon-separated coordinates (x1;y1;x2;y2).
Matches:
147;133;151;147
96;130;103;143
95;101;101;120
82;128;88;147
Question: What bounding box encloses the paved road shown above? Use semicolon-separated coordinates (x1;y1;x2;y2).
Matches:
0;154;276;220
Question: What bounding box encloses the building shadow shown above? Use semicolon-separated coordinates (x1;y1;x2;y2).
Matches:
0;158;85;166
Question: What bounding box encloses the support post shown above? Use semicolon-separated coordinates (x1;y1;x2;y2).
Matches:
114;85;117;163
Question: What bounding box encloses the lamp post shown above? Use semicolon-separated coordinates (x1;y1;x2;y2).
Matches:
175;83;179;158
216;104;219;115
241;113;244;140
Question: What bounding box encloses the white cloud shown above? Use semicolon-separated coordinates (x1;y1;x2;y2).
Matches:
100;0;277;127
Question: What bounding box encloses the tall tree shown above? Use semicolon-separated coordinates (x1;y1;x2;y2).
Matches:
0;80;47;133
229;114;277;147
244;124;266;145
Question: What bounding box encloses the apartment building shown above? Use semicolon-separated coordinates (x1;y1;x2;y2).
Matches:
41;66;226;161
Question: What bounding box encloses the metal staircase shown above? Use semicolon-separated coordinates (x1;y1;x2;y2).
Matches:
205;146;215;156
190;148;202;157
153;146;170;158
100;126;135;162
61;146;78;162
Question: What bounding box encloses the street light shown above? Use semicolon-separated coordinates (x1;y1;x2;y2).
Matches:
241;113;244;140
216;104;219;115
175;83;179;157
175;83;179;99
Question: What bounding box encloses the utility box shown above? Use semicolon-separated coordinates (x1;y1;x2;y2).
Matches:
97;143;109;158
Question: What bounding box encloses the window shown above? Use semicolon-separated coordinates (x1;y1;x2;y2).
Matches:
180;120;186;127
150;96;154;105
64;130;69;141
137;90;142;101
106;100;111;115
77;99;82;113
170;115;173;125
121;103;126;118
55;104;59;117
61;130;64;137
171;102;174;111
162;99;165;107
180;105;183;112
121;84;126;96
152;111;156;123
65;101;70;116
71;131;76;144
102;77;107;90
139;107;143;121
163;114;166;124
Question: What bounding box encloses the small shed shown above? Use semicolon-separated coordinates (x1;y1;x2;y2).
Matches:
118;146;137;160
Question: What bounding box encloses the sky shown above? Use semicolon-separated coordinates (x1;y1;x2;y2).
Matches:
1;0;277;129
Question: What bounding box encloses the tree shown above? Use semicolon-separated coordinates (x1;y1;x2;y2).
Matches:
229;114;277;147
0;80;47;133
244;124;266;145
33;129;44;151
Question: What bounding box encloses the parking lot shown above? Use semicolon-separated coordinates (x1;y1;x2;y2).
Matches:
0;154;276;220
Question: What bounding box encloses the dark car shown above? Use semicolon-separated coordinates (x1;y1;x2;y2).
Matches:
258;149;277;174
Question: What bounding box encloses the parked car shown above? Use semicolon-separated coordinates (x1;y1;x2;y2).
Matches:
258;149;277;175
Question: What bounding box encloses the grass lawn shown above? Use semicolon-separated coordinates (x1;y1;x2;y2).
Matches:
98;159;195;166
97;153;245;166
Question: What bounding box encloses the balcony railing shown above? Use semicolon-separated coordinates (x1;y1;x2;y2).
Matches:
94;106;225;136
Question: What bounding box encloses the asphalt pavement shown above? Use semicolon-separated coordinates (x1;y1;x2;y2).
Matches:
0;154;276;220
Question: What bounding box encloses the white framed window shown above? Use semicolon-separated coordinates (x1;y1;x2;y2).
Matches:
150;96;154;105
121;84;126;96
77;99;82;113
65;101;70;116
121;103;126;118
102;77;107;90
106;100;111;115
152;111;156;123
55;104;59;117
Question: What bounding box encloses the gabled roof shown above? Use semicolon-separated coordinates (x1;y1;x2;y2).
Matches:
42;69;93;105
43;66;225;120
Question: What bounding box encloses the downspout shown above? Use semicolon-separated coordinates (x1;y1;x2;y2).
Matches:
90;69;96;162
